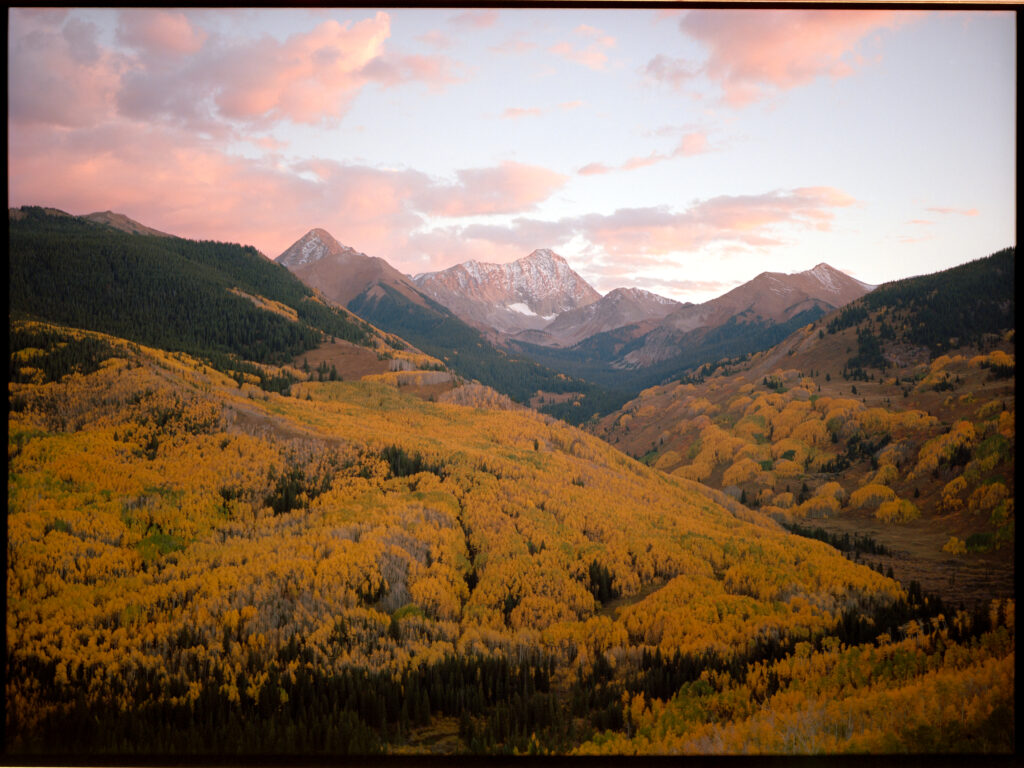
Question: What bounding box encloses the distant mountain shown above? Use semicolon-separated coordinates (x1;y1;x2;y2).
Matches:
618;263;874;368
276;230;616;410
514;287;682;348
8;206;172;238
278;228;427;307
506;262;874;399
412;249;601;334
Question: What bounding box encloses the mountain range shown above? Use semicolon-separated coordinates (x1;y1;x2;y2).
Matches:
7;204;877;422
271;226;875;401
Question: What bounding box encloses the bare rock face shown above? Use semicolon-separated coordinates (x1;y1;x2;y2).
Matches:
277;228;425;307
412;249;602;334
516;287;682;348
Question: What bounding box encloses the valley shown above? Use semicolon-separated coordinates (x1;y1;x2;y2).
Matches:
7;319;1013;755
6;207;1015;757
7;5;1015;759
591;249;1015;611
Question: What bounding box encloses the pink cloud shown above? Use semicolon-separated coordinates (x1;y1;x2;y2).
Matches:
87;12;397;129
676;131;709;156
12;10;459;131
654;9;686;22
550;24;616;70
459;218;577;250
501;107;543;119
209;15;392;124
419;187;857;264
361;53;464;91
8;118;568;265
490;37;536;55
579;131;712;175
576;187;856;254
8;12;121;127
415;162;568;217
118;9;207;56
926;206;979;216
560;100;585;110
575;24;616;49
621;152;665;171
416;30;451;49
679;9;915;105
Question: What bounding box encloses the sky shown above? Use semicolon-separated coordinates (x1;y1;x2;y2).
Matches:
7;7;1016;304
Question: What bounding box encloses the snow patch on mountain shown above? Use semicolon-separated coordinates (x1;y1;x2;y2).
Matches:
298;233;327;265
507;302;537;316
809;263;842;293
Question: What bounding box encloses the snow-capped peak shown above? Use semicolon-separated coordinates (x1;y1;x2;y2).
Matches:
412;248;602;321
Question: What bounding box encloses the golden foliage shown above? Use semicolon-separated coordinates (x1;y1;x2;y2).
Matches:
9;320;1013;755
942;536;967;555
848;484;897;511
875;498;920;523
912;420;977;479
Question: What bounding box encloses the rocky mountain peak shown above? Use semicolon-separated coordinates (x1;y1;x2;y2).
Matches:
277;228;366;268
411;248;601;334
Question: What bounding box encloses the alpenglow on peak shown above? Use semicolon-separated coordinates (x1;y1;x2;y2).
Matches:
277;228;365;268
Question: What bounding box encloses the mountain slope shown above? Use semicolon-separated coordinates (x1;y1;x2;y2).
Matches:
81;210;172;237
616;263;874;368
590;247;1016;607
10;319;1009;755
504;263;872;396
8;205;382;389
413;249;601;334
275;229;620;411
515;287;681;348
278;228;428;307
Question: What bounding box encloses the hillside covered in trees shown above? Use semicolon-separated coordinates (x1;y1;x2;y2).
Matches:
347;281;624;414
8;207;389;391
593;248;1015;608
6;319;1014;755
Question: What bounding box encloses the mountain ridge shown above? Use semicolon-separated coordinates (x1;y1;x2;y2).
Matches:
412;248;602;334
278;228;427;308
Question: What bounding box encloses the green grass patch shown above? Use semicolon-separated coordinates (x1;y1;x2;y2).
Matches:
137;530;186;563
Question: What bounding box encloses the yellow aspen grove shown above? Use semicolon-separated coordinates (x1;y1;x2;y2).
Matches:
6;316;1014;757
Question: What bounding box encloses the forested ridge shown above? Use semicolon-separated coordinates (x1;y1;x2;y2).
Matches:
6;320;1014;755
825;247;1015;357
9;207;375;380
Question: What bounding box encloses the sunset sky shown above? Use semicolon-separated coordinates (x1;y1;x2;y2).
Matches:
7;7;1016;303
